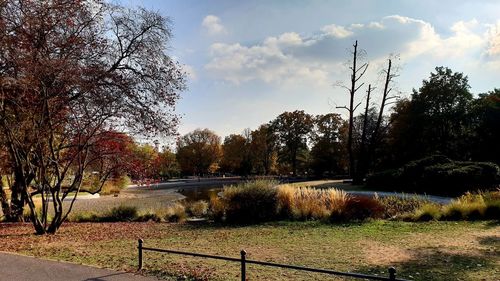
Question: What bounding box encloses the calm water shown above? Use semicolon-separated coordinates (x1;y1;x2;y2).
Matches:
178;185;223;202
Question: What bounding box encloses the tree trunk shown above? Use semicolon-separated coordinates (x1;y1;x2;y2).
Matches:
354;85;371;184
347;41;359;178
6;180;25;222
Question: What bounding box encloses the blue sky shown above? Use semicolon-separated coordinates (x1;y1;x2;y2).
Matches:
120;0;500;140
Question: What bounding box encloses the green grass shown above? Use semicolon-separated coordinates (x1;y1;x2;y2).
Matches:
0;220;497;281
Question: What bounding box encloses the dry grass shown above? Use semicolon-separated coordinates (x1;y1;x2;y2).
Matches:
277;185;349;220
0;221;497;281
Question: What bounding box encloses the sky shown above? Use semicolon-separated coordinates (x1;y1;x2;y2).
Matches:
119;0;500;141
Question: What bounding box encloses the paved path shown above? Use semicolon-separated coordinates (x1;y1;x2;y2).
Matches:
0;252;159;281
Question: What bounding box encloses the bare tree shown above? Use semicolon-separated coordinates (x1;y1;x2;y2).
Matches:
370;58;399;147
336;40;368;178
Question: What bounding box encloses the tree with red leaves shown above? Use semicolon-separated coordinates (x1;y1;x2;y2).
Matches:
0;0;185;234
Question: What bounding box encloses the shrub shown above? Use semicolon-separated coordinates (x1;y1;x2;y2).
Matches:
188;200;209;218
101;205;138;222
365;169;402;189
366;155;500;195
223;180;278;224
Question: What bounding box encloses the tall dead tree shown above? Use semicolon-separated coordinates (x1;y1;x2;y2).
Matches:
355;84;372;183
368;59;398;162
337;40;368;178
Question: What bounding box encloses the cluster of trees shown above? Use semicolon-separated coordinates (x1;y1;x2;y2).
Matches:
174;113;346;178
173;66;499;181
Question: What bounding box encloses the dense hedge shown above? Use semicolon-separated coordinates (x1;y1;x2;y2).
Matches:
367;155;500;194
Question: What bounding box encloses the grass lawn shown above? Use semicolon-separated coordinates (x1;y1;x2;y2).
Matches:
0;220;498;281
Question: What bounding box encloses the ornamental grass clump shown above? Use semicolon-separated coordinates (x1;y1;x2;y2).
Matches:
412;203;442;221
187;200;209;218
276;185;350;221
441;192;487;221
376;194;430;218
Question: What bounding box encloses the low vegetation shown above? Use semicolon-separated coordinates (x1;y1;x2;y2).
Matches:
367;155;500;195
63;181;499;227
211;180;500;224
68;204;188;223
408;190;500;222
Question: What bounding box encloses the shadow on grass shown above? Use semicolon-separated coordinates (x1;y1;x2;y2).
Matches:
355;247;496;281
477;235;500;247
481;220;500;229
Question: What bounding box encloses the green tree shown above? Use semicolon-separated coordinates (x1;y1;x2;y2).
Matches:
470;89;500;164
155;148;180;179
271;110;313;176
310;113;346;176
220;134;248;175
176;129;222;176
389;67;473;164
250;125;278;175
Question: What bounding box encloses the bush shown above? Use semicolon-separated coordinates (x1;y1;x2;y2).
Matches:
366;169;402;189
223;180;278;224
367;155;500;195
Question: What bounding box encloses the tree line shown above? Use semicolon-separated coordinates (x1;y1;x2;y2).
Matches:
129;67;499;181
172;67;499;180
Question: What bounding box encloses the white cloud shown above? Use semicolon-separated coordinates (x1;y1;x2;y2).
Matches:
485;21;500;57
321;24;353;38
202;15;226;35
205;15;500;85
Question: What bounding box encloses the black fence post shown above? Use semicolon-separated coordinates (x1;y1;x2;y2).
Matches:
240;250;246;281
138;239;144;270
388;267;396;280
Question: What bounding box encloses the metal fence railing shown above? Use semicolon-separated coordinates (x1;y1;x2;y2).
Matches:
137;239;411;281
